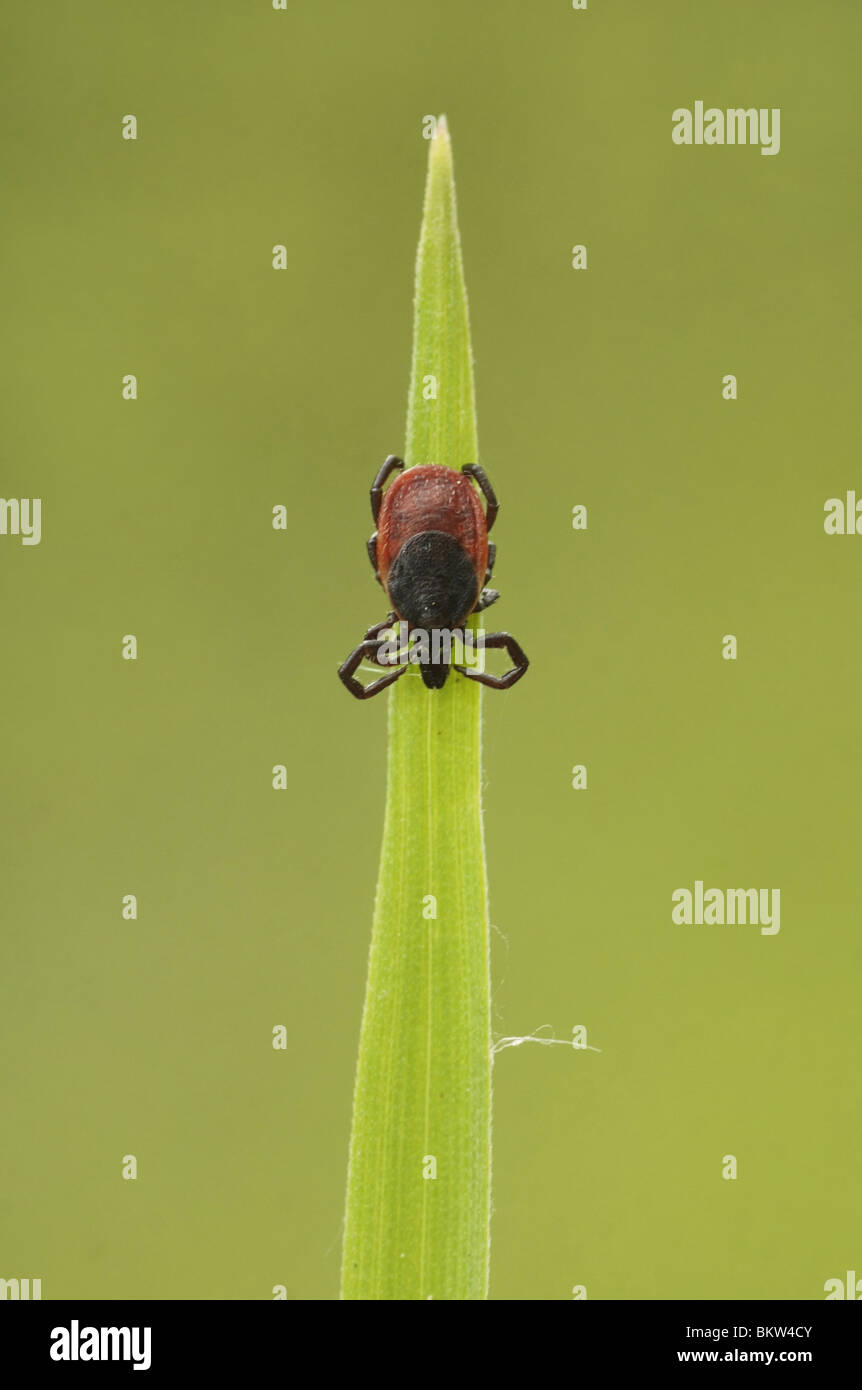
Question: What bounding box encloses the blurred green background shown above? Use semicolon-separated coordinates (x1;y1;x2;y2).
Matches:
2;0;860;1300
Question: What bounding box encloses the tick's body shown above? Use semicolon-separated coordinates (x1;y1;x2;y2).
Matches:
378;465;488;629
339;456;528;698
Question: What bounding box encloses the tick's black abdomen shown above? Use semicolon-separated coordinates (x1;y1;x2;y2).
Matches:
386;530;479;629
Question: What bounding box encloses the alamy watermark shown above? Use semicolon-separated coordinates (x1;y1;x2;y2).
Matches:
375;621;486;673
672;103;781;156
0;1276;41;1299
0;497;41;545
672;881;780;935
50;1321;151;1371
824;1270;862;1299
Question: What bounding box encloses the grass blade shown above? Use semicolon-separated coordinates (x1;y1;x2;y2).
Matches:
341;116;491;1301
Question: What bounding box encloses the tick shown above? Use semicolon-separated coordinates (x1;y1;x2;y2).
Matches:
338;456;529;699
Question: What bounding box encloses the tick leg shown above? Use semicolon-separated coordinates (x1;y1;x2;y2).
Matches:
364;613;397;639
367;531;380;579
462;463;499;532
472;542;497;609
473;588;500;613
484;541;496;584
455;631;528;690
371;455;404;524
338;633;407;700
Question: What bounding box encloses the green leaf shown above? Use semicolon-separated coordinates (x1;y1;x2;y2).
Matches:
340;116;491;1301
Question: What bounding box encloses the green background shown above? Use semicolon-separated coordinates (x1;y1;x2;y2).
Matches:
2;0;859;1300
